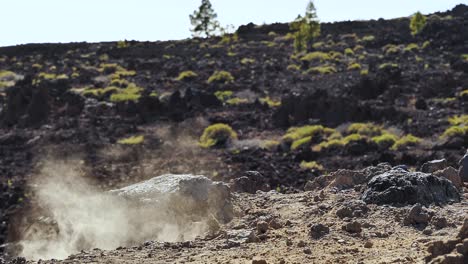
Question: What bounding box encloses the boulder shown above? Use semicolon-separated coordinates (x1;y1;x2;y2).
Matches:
421;159;448;173
362;169;460;206
110;174;233;223
426;218;468;263
459;151;468;183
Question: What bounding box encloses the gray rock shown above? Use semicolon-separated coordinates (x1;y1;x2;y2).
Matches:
421;159;448;173
110;174;233;223
434;167;462;190
309;224;330;239
403;204;433;226
362;169;460;206
459;151;468;183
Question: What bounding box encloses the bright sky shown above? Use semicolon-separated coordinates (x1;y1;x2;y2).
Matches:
1;0;466;47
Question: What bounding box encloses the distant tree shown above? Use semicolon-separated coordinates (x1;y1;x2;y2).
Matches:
189;0;221;38
410;11;427;36
290;1;321;52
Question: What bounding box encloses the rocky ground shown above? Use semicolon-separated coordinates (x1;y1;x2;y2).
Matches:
0;4;467;264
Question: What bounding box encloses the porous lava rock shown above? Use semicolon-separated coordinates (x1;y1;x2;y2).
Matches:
362;169;460;206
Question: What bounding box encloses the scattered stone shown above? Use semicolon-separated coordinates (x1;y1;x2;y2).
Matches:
425;218;468;263
342;221;362;233
421;159;448;173
297;240;306;247
226;229;258;243
364;241;373;248
336;200;369;219
434;167;463;190
257;221;269;234
403;204;433;227
309;224;330;239
431;216;449;230
303;248;312;254
362;169;460;205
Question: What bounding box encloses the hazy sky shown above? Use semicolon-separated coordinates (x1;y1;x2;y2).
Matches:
1;0;466;47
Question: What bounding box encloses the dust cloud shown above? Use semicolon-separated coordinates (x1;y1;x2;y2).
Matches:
18;160;209;260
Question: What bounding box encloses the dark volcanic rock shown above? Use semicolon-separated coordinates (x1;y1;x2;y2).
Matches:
362;169;460;206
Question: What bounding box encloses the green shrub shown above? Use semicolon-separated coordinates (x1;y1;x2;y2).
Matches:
422;41;431;49
117;40;129;48
300;161;323;170
214;90;233;102
372;133;398;149
347;123;383;136
241;58;256;65
404;43;419;52
342;133;363;144
313;139;345;152
383;44;400;56
344;48;355;56
176;70;198;81
260;97;281;107
379;63;399;70
353;45;364;52
300;51;331;62
361;35;375;42
110;84;143;103
226;97;248;105
291;136;312;150
410;11;427;35
207;71;234;84
287;64;301;71
347;62;361;71
448;115;468;126
462;54;468;62
312;42;325;49
328;51;343;60
118;135;144;145
0;70;16;80
261;140;280;150
391;134;421;150
283;125;335;145
440;126;468;139
199;123;237;148
82;86;119;97
360;69;369;75
307;65;336;74
38;72;68;80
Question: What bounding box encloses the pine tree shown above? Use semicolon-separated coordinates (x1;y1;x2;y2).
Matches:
189;0;221;38
291;0;321;52
410;11;427;36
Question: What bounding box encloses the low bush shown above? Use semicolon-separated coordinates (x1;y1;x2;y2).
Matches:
300;161;324;171
260;97;281;107
347;62;361;71
199;124;237;148
226;97;248;105
372;133;398;149
214;90;233;102
175;70;198;81
391;134;421;150
300;52;331;62
207;71;234;84
307;65;337;74
347;123;383;137
241;58;256;65
118;135;144;145
109;84;143;103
